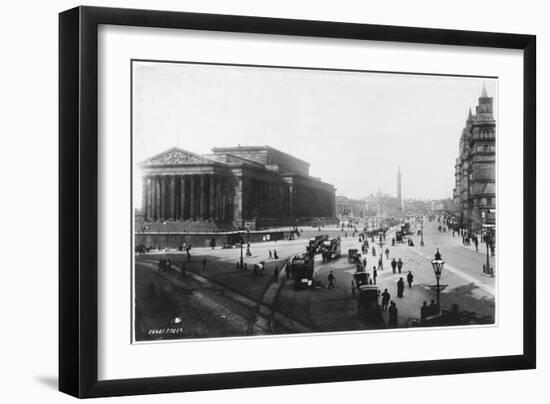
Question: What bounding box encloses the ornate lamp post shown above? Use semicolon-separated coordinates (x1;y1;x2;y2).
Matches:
431;248;445;312
239;230;244;269
377;234;385;269
420;218;425;247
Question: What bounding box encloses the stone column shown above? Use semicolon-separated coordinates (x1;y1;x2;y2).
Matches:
151;177;156;219
141;177;148;220
146;177;152;220
159;176;166;220
215;177;222;220
199;175;206;219
209;175;216;219
179;176;186;220
189;176;195;219
170;176;176;220
155;177;161;220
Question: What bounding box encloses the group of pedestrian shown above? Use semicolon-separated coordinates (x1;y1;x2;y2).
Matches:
268;249;279;260
390;257;404;274
380;288;398;327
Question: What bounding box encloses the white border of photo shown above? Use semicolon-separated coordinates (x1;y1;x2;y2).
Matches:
97;24;523;381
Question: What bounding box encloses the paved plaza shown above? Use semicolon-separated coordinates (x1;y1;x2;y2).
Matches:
135;218;495;340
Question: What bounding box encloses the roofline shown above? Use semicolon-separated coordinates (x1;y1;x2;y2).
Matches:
138;146;220;167
211;145;311;166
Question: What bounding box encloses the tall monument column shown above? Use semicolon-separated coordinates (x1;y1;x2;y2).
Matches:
397;166;403;212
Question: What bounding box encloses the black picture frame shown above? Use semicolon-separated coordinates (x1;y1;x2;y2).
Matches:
59;5;536;398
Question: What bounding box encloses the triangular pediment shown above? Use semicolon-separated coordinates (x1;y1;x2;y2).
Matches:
139;147;216;167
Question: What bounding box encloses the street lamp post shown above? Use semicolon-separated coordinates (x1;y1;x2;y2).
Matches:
483;225;494;276
377;234;385;270
420;219;425;247
239;231;244;269
431;248;445;312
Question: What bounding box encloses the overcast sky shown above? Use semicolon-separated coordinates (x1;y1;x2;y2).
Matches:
133;61;496;201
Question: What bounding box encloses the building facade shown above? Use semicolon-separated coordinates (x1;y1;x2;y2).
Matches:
336;196;367;218
364;190;403;218
138;146;336;229
452;85;496;231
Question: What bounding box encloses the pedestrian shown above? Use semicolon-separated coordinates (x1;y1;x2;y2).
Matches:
273;249;278;259
268;249;272;259
397;258;403;274
381;288;390;311
186;249;191;261
373;268;377;285
351;280;356;297
397;277;405;298
202;257;207;270
273;266;279;282
391;258;397;274
285;265;291;279
372;246;376;257
327;270;336;289
388;301;398;327
407;271;414;288
385;248;390;260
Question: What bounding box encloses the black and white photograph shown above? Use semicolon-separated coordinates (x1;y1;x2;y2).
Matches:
132;60;497;342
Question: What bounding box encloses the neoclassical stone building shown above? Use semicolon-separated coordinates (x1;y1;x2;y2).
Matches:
453;84;496;231
138;145;336;229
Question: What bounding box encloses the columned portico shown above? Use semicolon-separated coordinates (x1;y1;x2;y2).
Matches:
138;146;336;228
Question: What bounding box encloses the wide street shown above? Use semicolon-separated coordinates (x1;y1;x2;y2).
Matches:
135;219;495;339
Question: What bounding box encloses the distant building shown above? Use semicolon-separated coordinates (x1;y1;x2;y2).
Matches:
336;196;367;219
364;190;402;218
452;84;496;231
138;145;336;230
431;198;453;213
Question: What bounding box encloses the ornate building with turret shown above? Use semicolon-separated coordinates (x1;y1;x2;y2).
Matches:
452;85;496;232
